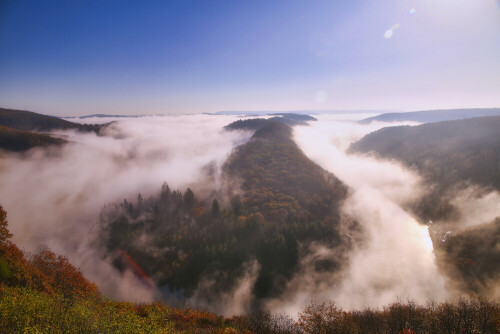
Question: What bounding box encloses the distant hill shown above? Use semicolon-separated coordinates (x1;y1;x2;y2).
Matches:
216;110;394;116
0;125;65;152
359;108;500;124
224;113;316;131
66;114;148;119
350;116;500;197
0;108;104;132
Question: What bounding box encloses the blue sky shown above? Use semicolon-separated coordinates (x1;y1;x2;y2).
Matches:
0;0;499;116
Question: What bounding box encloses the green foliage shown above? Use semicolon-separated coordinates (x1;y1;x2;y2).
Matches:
0;286;177;334
0;258;10;281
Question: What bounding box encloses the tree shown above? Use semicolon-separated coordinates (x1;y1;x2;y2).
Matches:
160;182;171;201
0;205;13;243
231;196;242;216
184;188;195;210
211;199;220;217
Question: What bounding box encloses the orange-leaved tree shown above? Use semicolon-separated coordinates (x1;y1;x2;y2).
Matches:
30;249;99;299
0;204;13;243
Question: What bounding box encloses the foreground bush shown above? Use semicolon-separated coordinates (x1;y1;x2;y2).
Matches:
0;286;176;333
295;300;499;334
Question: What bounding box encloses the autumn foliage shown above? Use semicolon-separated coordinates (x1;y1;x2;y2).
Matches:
1;204;499;333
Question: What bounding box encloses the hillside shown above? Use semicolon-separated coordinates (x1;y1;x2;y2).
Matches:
224;120;347;222
2;205;498;333
224;113;317;131
0;107;104;132
437;218;500;296
359;108;500;124
0;125;65;152
350;116;500;297
98;118;350;305
350;116;500;197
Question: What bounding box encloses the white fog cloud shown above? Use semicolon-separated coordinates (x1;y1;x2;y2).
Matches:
0;114;251;301
266;115;451;315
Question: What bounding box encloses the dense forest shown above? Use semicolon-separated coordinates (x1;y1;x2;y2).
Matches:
350;116;500;298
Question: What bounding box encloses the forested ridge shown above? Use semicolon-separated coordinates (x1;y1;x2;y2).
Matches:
99;118;351;305
0;125;66;152
350;116;500;220
0;107;106;152
0;108;104;133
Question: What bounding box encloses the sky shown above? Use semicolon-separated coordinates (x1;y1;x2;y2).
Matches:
0;0;499;116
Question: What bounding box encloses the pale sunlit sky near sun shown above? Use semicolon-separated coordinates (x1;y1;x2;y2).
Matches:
0;0;499;116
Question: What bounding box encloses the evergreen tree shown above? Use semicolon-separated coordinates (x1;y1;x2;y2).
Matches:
211;199;220;217
184;188;195;210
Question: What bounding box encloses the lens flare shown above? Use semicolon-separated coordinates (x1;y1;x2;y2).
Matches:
384;29;394;39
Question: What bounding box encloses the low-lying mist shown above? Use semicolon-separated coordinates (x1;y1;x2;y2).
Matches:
0;112;498;313
268;114;499;314
0;114;251;302
265;115;449;315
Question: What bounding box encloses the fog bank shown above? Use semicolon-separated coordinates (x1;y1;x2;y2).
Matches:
0;114;250;301
266;115;451;314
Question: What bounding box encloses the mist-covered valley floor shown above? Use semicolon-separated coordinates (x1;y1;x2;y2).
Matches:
0;111;499;320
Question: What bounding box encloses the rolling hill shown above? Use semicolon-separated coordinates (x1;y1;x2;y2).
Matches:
350;116;500;196
0;125;66;152
359;108;500;124
0;107;105;133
